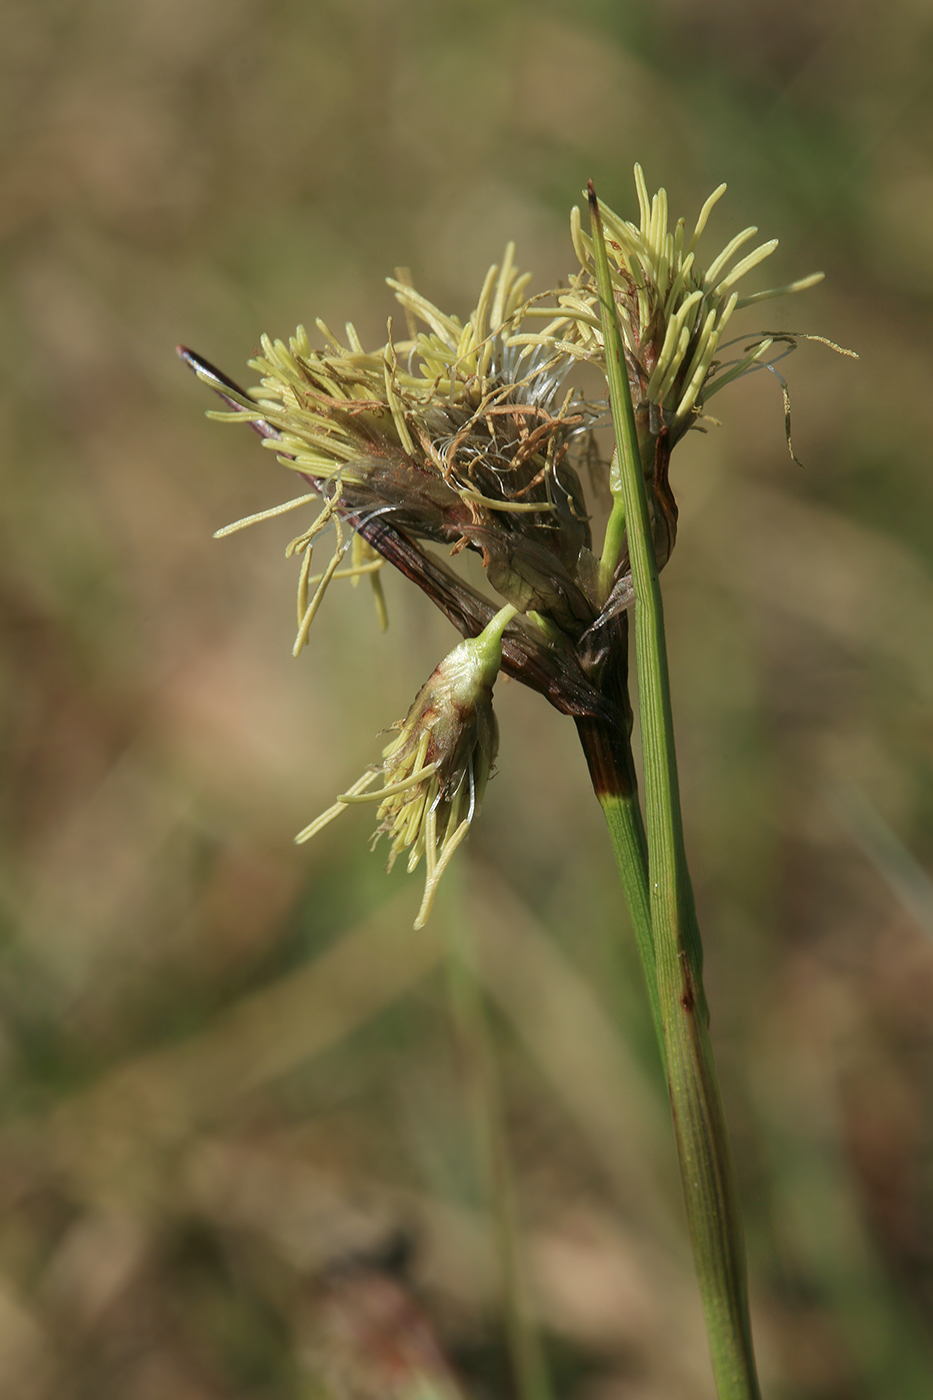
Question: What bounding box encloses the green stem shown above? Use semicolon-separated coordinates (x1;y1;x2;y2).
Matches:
588;182;761;1400
574;701;663;1065
599;790;663;1061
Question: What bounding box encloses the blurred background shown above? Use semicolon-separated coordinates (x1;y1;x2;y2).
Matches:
2;1;932;1396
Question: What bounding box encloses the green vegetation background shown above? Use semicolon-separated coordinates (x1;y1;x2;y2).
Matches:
2;2;932;1396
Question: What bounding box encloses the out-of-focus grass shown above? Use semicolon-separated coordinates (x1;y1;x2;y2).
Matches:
2;2;933;1396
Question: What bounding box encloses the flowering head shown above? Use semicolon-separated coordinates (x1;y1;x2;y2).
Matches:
184;244;602;649
180;168;839;921
561;164;824;446
296;608;509;928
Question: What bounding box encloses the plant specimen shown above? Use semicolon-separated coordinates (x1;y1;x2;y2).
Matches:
180;166;847;1399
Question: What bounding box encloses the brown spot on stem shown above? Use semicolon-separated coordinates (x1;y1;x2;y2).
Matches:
679;950;696;1014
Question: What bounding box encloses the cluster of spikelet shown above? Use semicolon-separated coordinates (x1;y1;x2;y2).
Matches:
181;165;829;925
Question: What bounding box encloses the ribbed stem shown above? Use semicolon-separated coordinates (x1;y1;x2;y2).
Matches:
588;182;761;1400
574;708;663;1064
573;610;663;1059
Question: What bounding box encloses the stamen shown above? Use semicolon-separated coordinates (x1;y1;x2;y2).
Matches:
458;490;555;514
702;226;760;289
634;163;651;235
473;261;499;380
338;762;438;804
296;537;314;623
303;559;384;586
570;205;590;270
213;493;319;538
491;242;517;330
735;271;825;308
294;768;382;844
383;334;416;455
315;318;343;351
674;307;720;421
345;322;365;354
414;818;471;929
661;251;696;318
713;239;779;294
687;182;728;254
292;512;345;655
645;289;704;401
386;280;462;347
702;335;777;401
